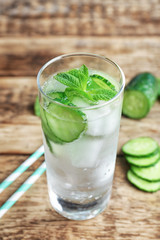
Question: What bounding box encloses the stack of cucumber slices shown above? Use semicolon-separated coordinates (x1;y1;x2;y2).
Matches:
122;137;160;192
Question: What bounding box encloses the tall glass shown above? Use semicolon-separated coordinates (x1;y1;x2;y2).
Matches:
37;53;125;220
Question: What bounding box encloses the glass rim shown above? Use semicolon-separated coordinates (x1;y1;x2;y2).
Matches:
37;52;125;110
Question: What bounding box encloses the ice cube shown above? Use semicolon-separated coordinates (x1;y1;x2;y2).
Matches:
71;136;104;168
43;77;66;93
72;97;90;108
85;102;121;136
52;135;104;169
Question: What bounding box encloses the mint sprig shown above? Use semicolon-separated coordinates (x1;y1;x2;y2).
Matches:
54;72;82;89
88;89;117;101
54;64;117;104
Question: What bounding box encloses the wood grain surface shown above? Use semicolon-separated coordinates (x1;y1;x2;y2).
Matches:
0;0;160;239
0;0;160;37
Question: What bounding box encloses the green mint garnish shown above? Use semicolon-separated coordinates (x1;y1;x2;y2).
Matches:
65;88;96;104
54;65;117;105
88;89;117;101
47;91;67;100
54;64;89;91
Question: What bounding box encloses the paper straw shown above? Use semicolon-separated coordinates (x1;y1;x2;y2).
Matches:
0;161;46;219
0;145;44;194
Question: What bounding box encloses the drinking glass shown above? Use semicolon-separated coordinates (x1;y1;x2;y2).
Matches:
37;53;125;220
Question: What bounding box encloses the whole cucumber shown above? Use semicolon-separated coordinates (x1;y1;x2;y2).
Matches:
157;78;160;97
122;72;159;119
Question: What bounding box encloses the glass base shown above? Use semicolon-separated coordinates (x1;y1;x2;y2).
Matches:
48;189;111;220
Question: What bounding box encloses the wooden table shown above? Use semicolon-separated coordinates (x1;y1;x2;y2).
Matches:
0;1;160;239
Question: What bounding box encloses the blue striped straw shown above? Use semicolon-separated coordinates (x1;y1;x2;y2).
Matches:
0;145;44;194
0;161;46;219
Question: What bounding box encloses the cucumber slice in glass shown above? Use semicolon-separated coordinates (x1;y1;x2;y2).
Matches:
45;102;87;143
131;160;160;182
122;137;159;157
40;106;63;144
125;150;160;167
89;74;116;91
127;170;160;192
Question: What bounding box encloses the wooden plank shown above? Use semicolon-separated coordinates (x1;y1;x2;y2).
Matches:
0;37;160;76
0;155;159;240
0;77;39;124
0;77;42;153
0;124;42;154
0;0;160;36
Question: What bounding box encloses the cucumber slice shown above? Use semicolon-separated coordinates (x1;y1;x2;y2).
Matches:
44;134;53;153
131;160;160;182
122;137;159;157
125;150;160;167
122;90;149;119
127;170;160;192
45;102;87;143
89;74;116;91
40;106;63;144
122;72;158;119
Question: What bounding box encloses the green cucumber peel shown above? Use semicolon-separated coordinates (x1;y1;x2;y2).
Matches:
125;149;160;167
123;72;159;119
44;102;87;143
127;170;160;192
156;78;160;96
122;137;159;157
131;160;160;182
89;74;116;91
44;134;54;153
40;106;63;144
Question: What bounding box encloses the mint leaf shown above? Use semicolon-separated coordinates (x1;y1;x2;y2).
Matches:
79;64;89;90
68;69;87;90
88;89;117;101
54;65;89;91
79;64;89;76
54;72;82;89
47;91;67;100
53;97;75;107
65;88;96;104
